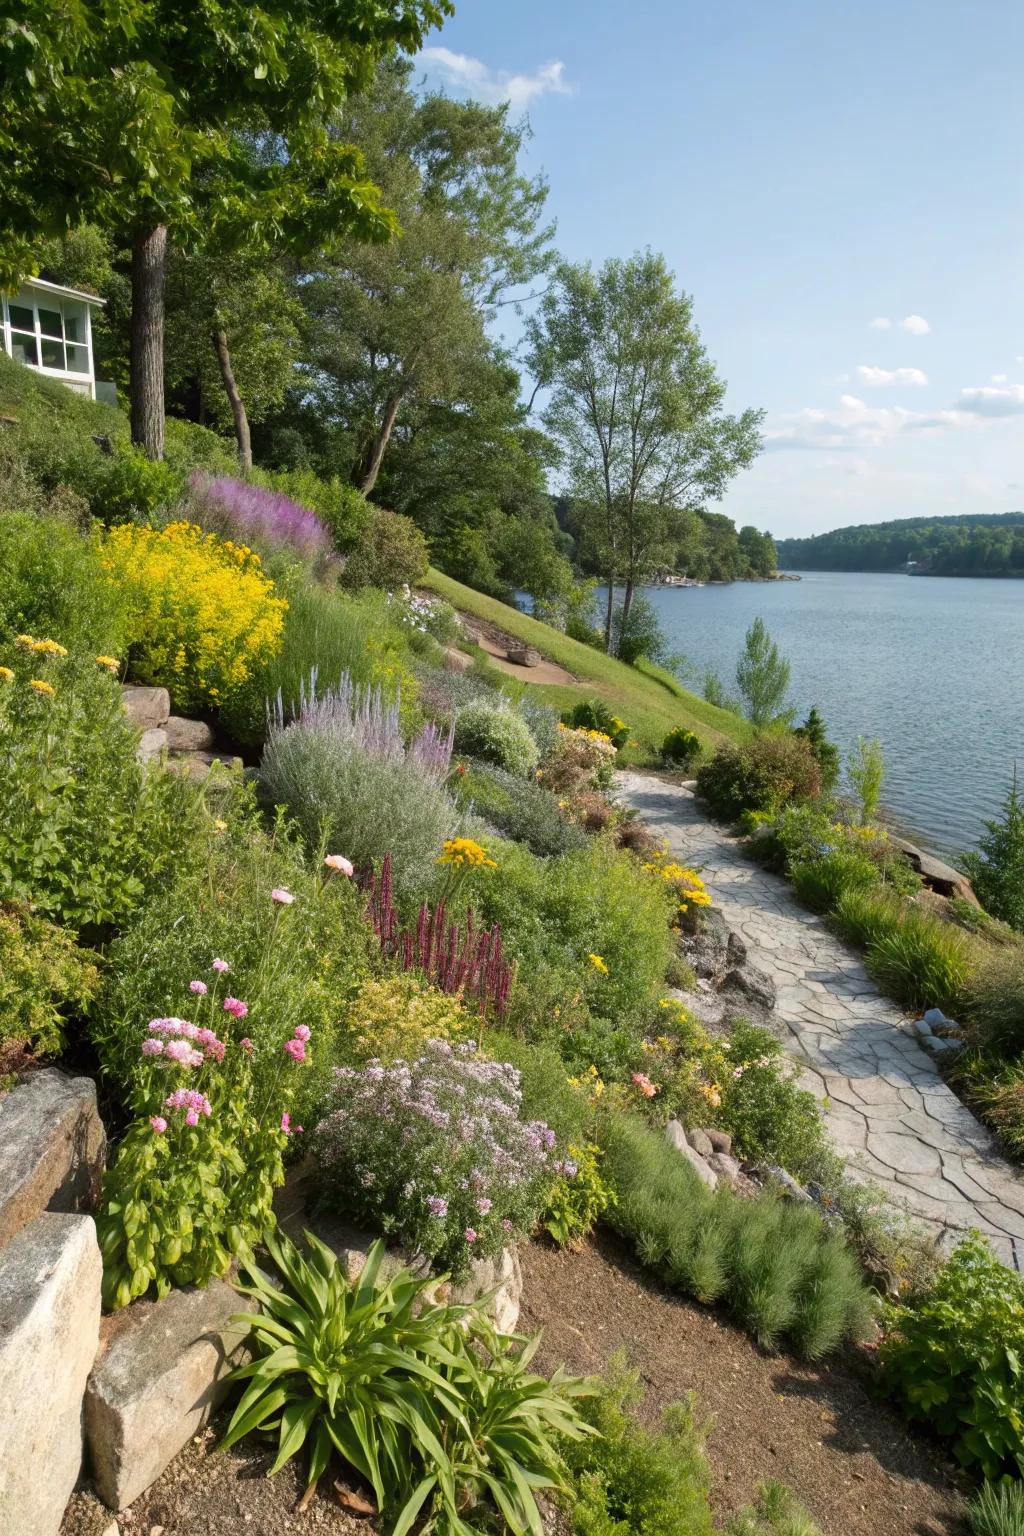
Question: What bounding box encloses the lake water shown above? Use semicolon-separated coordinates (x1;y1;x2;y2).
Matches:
633;571;1024;859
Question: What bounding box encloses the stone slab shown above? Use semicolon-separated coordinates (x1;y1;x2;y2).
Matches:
85;1278;250;1511
137;727;168;762
163;715;214;753
665;1119;718;1189
0;1213;102;1536
0;1070;106;1251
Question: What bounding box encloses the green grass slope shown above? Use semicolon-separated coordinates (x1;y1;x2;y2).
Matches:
424;567;746;763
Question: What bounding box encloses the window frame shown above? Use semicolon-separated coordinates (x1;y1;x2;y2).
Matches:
1;287;95;395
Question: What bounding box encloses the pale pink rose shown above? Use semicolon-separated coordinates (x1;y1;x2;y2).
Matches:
324;854;354;877
293;1024;311;1042
270;887;295;905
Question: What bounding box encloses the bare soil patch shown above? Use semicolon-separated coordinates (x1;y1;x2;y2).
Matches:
460;615;577;687
521;1232;968;1536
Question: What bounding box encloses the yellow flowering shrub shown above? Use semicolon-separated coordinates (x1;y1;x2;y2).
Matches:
642;846;713;931
345;975;474;1062
437;837;498;869
540;724;618;793
102;521;287;711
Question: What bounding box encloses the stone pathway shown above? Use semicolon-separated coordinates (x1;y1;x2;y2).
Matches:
618;771;1024;1269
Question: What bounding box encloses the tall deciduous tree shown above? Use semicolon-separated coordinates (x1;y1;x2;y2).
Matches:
0;1;451;457
526;252;764;649
297;58;552;494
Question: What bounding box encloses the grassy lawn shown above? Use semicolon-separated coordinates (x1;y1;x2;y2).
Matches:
424;567;747;763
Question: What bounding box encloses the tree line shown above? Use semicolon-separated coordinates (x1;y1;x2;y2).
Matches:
1;4;766;651
777;512;1024;577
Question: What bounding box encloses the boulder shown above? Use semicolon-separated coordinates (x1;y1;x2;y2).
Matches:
168;751;243;782
84;1277;251;1511
725;931;747;967
0;1214;102;1536
890;836;980;906
121;687;170;731
723;961;777;1012
665;1120;718;1190
442;646;474;675
506;646;541;668
761;1165;812;1203
685;1127;715;1159
708;1152;743;1184
444;1245;523;1334
136;728;167;763
706;1129;733;1156
163;715;214;753
0;1070;106;1250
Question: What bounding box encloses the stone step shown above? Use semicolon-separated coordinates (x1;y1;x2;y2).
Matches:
0;1070;106;1252
0;1213;102;1536
120;686;170;731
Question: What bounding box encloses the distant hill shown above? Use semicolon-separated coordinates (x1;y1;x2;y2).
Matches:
776;511;1024;577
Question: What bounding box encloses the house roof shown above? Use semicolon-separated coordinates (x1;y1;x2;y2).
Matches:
18;275;106;307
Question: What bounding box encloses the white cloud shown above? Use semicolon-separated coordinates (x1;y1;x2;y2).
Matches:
763;395;986;453
868;317;891;330
419;48;573;109
900;314;931;335
992;373;1008;384
958;382;1024;417
839;394;867;409
856;364;929;387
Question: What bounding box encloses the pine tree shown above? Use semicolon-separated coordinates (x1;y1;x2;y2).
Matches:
962;768;1024;932
794;707;840;793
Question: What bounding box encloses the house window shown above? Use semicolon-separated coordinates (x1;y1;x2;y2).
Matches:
2;290;93;383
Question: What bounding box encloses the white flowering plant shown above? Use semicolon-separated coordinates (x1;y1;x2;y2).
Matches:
313;1039;560;1277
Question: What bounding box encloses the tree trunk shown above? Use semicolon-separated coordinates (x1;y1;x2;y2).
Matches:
213;328;252;475
620;577;636;639
604;574;616;652
130;224;168;460
352;392;403;494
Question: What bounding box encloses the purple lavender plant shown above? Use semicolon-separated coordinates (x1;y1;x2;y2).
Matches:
271;670;453;782
189;472;333;563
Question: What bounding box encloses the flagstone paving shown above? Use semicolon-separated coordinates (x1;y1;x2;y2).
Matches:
618;771;1024;1269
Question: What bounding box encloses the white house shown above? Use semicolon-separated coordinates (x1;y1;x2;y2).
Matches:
1;277;106;401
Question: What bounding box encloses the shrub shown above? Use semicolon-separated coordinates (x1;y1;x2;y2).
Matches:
314;1039;558;1278
0;510;126;656
793;707;840;794
0;904;100;1064
95;963;315;1308
789;849;878;913
963;770;1024;934
91;789;372;1123
865;907;975;1013
969;1482;1024;1536
341;504;428;590
341;974;473;1063
520;696;563;759
963;950;1024;1055
219;585;418;749
224;1231;593;1520
187;472;333;564
255;468;369;551
102;520;287;712
661;726;702;769
541;724;618;795
846;736;885;824
566;1353;714;1536
454;699;540;778
601;1112;874;1358
472;838;675;1031
0;647;206;929
612;593;673;667
879;1234;1024;1476
259;673;456;898
716;1020;831;1181
564;699;630;750
93;450;184;525
696;735;821;822
543;1142;616;1248
456;761;587;856
390;585;461;645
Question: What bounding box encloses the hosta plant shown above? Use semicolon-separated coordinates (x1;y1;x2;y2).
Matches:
223;1230;594;1530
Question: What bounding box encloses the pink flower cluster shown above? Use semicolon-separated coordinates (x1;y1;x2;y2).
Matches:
223;996;248;1020
281;1112;303;1136
631;1072;658;1099
145;1017;226;1064
284;1023;311;1063
165;1088;213;1127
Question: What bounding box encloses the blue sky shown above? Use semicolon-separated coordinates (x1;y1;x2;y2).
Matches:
418;0;1024;539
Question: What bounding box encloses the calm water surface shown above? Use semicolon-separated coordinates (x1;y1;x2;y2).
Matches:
638;572;1024;859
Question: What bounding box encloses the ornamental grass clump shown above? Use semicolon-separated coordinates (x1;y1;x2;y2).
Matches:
601;1113;874;1358
259;671;456;896
188;472;334;565
96;953;314;1307
313;1038;559;1278
102;520;288;712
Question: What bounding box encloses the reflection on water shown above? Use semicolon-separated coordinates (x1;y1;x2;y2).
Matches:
615;571;1024;859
